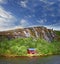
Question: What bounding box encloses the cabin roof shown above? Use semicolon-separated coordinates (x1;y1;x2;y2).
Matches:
28;48;35;50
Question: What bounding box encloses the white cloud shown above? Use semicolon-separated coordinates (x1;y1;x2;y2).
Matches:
39;0;55;5
37;19;47;24
20;19;26;24
37;20;44;24
45;22;60;30
24;15;33;18
0;0;6;4
20;19;29;27
0;6;17;31
0;7;14;19
50;22;60;27
18;0;36;13
58;0;60;1
45;25;60;30
0;26;24;31
19;0;28;8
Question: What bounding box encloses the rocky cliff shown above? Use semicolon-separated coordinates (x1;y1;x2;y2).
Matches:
0;26;56;42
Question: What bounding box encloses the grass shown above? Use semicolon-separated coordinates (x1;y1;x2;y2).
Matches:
0;37;60;56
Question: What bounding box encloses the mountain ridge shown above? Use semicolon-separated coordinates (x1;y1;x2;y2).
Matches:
0;26;56;42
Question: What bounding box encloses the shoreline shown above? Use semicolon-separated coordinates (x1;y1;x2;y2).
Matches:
0;53;60;58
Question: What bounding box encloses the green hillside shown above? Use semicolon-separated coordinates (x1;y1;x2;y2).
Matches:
0;37;60;56
54;31;60;36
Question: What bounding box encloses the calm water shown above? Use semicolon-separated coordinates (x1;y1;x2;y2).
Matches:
0;55;60;64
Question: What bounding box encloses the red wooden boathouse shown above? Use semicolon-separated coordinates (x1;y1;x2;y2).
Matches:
27;48;36;54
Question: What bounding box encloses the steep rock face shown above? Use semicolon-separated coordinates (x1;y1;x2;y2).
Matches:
0;26;56;42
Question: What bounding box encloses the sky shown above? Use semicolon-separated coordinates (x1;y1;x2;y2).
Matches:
0;0;60;31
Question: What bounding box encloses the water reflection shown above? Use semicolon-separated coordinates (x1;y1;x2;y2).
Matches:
0;55;60;64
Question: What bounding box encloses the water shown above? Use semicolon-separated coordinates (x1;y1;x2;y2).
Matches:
0;55;60;64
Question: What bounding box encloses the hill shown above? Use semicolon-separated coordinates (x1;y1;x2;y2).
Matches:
54;31;60;36
0;26;56;42
0;26;60;56
54;30;60;41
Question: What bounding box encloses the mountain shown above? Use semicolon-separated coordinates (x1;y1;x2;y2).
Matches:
0;26;57;42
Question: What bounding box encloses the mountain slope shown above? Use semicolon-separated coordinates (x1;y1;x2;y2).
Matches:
0;26;56;42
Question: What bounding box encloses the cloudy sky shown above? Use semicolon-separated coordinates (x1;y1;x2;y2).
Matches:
0;0;60;31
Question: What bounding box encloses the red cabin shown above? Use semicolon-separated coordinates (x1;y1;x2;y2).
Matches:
27;48;36;54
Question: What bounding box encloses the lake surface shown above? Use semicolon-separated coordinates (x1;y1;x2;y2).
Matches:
0;55;60;64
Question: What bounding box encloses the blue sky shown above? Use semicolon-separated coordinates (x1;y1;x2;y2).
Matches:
0;0;60;31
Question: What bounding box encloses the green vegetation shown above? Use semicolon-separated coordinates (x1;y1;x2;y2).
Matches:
0;37;60;56
54;31;60;36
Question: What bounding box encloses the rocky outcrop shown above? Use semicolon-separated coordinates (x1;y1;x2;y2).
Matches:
0;26;56;42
